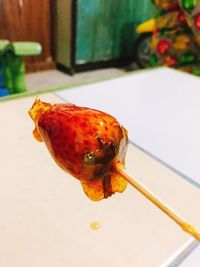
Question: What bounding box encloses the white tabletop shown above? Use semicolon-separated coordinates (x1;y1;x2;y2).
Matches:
56;67;200;265
179;244;200;267
0;68;200;266
57;67;200;187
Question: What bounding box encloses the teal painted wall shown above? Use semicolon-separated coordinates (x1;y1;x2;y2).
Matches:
76;0;156;64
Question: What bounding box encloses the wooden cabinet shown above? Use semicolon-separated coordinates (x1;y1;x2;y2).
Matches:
0;0;55;72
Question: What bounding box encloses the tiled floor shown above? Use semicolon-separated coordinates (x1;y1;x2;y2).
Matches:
25;68;129;93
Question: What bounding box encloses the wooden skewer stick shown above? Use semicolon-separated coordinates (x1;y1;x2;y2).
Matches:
115;162;200;241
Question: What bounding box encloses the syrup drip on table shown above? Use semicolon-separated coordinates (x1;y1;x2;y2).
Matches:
90;222;101;230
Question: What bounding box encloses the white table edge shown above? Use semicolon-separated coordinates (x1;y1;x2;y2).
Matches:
53;69;200;266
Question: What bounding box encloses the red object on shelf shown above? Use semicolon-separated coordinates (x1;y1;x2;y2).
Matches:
157;39;170;55
165;55;177;67
194;13;200;30
177;12;186;24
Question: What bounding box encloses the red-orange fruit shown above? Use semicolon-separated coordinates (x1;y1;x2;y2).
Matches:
29;98;128;201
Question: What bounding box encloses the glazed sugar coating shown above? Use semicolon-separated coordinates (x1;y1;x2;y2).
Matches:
29;98;128;201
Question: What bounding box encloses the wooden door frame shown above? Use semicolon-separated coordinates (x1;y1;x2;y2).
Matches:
53;0;78;75
70;0;77;74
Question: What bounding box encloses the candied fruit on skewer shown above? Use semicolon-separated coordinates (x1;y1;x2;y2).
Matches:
28;98;200;241
28;98;128;201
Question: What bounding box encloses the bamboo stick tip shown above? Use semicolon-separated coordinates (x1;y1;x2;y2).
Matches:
114;162;200;242
182;223;200;241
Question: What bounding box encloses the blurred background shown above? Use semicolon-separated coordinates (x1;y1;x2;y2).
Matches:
0;0;156;97
1;2;200;265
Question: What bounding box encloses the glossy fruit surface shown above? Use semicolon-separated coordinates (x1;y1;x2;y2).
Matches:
29;98;128;201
